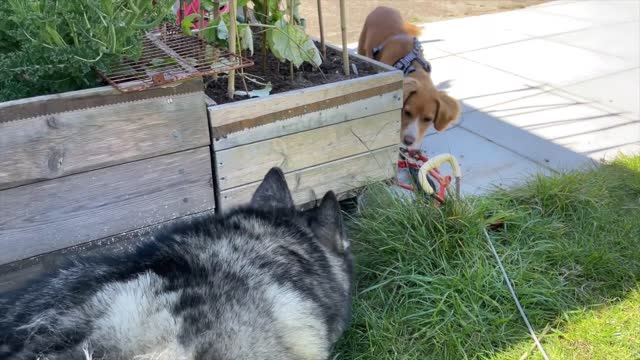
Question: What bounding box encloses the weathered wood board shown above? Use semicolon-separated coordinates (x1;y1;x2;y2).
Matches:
0;147;214;265
208;71;403;138
208;65;403;209
216;110;400;189
219;145;398;209
0;91;208;190
211;90;402;150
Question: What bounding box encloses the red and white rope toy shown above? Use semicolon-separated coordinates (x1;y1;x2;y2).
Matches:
396;148;462;205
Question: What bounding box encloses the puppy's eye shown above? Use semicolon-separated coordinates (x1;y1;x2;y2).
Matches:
403;110;412;117
423;117;433;123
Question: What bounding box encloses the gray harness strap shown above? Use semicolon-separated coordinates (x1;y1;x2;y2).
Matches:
372;36;432;75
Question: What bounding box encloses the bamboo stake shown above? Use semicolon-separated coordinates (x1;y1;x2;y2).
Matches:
261;0;268;72
289;0;295;81
227;0;237;99
316;0;326;57
198;0;204;38
213;1;220;19
339;0;349;76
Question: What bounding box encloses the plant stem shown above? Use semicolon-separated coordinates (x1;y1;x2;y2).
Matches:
227;0;237;99
339;0;349;76
317;0;326;58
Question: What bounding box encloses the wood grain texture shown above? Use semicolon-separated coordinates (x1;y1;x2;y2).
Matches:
213;89;402;150
0;79;203;123
0;92;209;190
0;147;214;265
208;71;402;129
219;145;398;209
216;110;401;189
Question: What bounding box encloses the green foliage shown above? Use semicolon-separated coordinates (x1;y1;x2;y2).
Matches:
0;0;175;102
184;0;320;70
267;18;320;68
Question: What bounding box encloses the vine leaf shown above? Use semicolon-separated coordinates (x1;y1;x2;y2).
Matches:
266;19;321;68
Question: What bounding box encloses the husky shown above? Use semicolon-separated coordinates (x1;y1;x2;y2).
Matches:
0;167;353;360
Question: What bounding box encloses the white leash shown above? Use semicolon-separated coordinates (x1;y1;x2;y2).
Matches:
482;228;550;360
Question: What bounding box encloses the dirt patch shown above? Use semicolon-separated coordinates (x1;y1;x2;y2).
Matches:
205;34;380;105
301;0;548;45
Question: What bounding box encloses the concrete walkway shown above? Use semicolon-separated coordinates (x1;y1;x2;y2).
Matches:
358;0;640;194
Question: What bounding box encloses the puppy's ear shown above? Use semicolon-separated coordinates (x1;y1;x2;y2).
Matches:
403;77;420;103
434;91;461;131
307;191;347;254
250;167;294;212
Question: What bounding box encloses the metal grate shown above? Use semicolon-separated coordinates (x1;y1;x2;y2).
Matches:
98;24;254;93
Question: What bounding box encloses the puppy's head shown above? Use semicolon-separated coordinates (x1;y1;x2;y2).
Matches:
401;75;460;149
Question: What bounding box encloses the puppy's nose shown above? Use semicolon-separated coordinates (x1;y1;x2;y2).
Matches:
402;135;416;146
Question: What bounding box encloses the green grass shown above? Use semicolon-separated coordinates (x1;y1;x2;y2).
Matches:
336;156;640;359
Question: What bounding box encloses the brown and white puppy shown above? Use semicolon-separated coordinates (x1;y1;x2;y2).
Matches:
358;6;460;150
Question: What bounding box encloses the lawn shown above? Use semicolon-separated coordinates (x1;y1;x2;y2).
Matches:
336;155;640;359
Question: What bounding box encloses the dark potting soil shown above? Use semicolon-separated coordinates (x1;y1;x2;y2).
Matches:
205;35;381;105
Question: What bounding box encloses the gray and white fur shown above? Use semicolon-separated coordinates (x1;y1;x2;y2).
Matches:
0;167;353;360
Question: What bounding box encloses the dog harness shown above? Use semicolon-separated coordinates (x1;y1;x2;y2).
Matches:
372;35;432;75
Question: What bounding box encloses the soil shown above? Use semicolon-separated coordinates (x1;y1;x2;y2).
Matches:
205;34;380;105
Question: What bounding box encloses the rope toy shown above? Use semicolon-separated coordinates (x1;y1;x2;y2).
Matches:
396;148;462;205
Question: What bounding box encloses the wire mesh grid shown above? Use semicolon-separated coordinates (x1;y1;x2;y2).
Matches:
98;24;254;93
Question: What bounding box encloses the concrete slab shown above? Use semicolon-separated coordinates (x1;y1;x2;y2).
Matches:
418;22;530;55
460;91;640;171
546;21;640;62
535;0;640;24
461;38;634;86
419;127;551;195
428;55;544;118
470;7;595;37
564;68;640;119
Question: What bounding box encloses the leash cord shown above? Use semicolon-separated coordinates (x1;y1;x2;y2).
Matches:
482;228;550;360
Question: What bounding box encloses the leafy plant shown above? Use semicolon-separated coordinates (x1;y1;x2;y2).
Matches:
0;0;175;102
182;0;321;69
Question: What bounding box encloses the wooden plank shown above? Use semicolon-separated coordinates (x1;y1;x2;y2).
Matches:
0;147;214;265
0;92;209;190
214;89;402;150
0;79;203;123
216;110;400;189
208;71;402;130
0;209;217;293
219;145;398;209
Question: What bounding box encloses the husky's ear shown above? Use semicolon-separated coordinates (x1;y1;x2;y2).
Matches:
309;191;347;254
250;167;294;211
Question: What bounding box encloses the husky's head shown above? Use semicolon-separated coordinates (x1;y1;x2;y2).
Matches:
250;167;351;257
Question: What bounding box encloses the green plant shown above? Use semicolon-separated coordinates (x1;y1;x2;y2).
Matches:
183;0;321;70
0;0;175;102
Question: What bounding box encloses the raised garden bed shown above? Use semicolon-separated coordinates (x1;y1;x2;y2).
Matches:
0;79;214;266
209;44;403;210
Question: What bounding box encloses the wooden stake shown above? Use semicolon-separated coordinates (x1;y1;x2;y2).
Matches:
339;0;349;76
316;0;326;57
198;0;204;38
261;0;268;72
227;0;237;99
289;0;295;81
213;1;220;19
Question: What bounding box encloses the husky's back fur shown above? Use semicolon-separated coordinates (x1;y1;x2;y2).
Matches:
0;168;353;360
